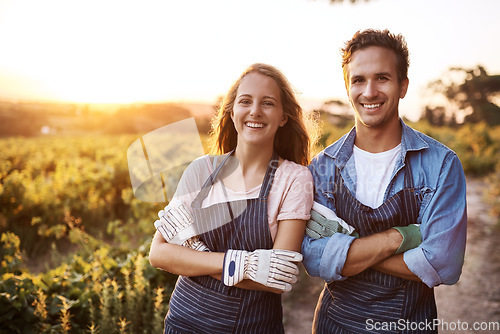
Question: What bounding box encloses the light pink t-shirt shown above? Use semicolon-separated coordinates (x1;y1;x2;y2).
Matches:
172;154;313;241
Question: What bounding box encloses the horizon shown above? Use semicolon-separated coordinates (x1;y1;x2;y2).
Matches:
1;0;499;122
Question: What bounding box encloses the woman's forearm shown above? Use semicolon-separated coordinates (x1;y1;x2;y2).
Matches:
149;231;224;276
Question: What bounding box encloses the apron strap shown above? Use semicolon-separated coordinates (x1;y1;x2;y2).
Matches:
258;151;279;199
191;150;235;209
192;150;279;208
403;157;414;189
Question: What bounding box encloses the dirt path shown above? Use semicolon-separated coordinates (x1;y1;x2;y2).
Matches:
283;177;500;334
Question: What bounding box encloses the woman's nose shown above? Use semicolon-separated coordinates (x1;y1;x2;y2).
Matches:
249;104;262;117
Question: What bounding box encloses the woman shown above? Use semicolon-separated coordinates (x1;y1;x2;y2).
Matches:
149;63;315;333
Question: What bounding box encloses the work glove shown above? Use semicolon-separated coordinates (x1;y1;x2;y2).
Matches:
392;224;422;254
222;249;303;292
306;202;359;239
154;200;209;251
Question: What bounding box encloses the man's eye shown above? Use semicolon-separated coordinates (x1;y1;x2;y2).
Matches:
352;78;363;84
378;76;388;81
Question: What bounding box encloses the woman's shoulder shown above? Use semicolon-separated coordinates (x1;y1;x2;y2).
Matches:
278;159;313;179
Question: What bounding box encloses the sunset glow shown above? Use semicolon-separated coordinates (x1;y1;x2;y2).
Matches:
0;0;499;120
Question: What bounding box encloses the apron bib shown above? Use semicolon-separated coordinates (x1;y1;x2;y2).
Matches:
314;162;437;334
164;151;284;334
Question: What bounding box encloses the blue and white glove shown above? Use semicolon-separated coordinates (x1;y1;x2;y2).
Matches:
154;199;209;251
222;249;303;292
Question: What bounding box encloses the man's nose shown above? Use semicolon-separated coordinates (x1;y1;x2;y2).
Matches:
363;80;378;99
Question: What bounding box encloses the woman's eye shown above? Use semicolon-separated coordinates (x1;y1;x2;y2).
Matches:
263;101;275;107
239;99;251;105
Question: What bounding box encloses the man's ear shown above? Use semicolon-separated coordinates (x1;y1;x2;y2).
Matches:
400;78;409;99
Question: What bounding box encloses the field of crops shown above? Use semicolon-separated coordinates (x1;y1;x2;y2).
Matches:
1;119;499;333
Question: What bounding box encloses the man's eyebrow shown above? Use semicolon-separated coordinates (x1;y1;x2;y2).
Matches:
350;74;364;80
376;72;393;77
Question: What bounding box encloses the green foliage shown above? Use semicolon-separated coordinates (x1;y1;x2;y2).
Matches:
425;66;500;126
410;121;500;176
486;162;500;225
0;133;184;333
0;135;160;257
0;231;176;333
315;112;354;150
1;232;24;275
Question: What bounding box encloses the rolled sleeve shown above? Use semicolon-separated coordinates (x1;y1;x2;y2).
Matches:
403;154;467;288
404;248;443;287
302;233;355;282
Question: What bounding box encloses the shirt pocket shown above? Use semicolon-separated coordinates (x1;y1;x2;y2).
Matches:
413;186;435;222
323;191;337;212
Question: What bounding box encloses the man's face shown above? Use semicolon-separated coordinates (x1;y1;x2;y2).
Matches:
345;46;409;131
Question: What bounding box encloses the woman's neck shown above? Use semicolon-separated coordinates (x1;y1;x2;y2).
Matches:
233;144;273;173
222;144;273;191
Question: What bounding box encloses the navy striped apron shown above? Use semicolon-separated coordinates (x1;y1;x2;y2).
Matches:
313;161;437;334
164;151;284;334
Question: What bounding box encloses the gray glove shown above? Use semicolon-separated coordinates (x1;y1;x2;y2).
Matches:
392;224;422;254
306;209;359;239
222;249;303;292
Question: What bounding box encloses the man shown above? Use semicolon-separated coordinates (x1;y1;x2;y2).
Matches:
302;29;467;333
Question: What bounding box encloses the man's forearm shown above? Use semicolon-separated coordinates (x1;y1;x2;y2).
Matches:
341;228;402;277
373;254;421;282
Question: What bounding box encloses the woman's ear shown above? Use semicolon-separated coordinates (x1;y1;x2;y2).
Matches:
280;114;288;127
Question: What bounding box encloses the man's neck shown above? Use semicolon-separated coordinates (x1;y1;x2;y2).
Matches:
354;120;402;153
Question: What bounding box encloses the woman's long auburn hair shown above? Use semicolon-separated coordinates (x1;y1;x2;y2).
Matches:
209;63;315;166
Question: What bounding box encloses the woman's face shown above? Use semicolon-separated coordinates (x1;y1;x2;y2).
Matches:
231;72;287;149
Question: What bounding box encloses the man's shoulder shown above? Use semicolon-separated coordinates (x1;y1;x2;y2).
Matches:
405;125;457;156
404;125;460;169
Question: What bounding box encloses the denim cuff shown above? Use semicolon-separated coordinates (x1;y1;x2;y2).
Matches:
404;247;442;288
319;233;356;282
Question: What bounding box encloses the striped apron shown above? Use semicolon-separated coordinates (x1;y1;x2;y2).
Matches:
164;151;284;334
313;162;437;334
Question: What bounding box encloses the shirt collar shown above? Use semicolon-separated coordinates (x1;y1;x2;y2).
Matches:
324;119;429;167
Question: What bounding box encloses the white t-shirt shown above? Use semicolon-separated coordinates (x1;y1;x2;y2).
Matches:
172;154;313;241
353;144;401;209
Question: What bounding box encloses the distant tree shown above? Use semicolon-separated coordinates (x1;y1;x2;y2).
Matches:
424;66;500;126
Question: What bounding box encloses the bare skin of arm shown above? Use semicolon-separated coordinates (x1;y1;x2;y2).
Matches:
341;228;402;277
373;254;421;281
149;231;225;276
341;228;421;282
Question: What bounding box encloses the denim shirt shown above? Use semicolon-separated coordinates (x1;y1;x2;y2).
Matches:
301;120;467;288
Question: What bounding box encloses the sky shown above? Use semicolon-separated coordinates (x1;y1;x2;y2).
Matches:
0;0;499;120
